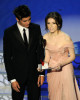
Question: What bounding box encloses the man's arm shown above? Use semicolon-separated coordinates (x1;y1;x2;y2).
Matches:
36;25;45;86
3;30;15;81
37;25;45;74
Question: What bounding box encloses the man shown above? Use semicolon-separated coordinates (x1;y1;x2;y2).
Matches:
3;5;44;100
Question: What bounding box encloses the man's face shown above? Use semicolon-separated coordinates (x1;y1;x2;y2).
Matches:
16;16;31;28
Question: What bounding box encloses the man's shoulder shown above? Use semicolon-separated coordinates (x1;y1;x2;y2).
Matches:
30;23;40;28
4;23;17;32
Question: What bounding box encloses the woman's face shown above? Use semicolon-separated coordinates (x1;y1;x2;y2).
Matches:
47;18;58;33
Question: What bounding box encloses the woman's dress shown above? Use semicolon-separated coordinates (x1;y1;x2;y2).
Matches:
45;38;80;100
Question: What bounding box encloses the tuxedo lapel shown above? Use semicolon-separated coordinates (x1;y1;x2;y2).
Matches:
28;24;34;49
13;23;34;49
13;24;25;47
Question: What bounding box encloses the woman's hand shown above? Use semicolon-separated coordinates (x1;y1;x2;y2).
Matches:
51;64;61;71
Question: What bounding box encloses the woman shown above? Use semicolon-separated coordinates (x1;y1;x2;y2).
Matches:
43;12;80;100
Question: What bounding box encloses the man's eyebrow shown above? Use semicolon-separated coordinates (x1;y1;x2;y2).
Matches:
23;18;31;22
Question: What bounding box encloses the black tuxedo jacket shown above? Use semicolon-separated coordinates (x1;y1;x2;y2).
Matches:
3;23;44;83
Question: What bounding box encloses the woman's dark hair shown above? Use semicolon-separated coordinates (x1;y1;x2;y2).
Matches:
13;5;31;20
45;12;62;30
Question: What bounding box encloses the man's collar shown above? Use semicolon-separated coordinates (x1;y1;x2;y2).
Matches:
17;22;28;31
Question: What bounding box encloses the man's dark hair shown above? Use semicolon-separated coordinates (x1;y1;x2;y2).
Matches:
45;12;62;30
13;5;31;20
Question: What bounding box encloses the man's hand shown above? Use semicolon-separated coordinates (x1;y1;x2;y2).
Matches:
37;67;44;72
37;76;44;87
11;81;20;92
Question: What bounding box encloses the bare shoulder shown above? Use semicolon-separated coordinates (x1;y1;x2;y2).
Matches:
43;33;49;40
62;32;72;42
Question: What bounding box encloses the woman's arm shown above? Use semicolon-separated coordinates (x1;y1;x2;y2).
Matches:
58;36;75;68
60;46;75;67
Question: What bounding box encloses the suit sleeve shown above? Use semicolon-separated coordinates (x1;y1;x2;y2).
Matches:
36;25;44;63
36;25;45;75
3;30;15;81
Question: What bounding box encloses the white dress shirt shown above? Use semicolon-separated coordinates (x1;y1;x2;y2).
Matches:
17;22;29;43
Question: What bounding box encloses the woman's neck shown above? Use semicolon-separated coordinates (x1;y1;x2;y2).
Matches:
49;30;61;36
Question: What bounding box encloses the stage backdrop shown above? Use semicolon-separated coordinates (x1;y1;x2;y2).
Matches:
0;0;80;100
0;0;80;50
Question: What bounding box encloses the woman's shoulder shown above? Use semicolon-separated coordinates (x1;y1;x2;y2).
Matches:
61;32;71;40
61;31;73;44
43;33;49;39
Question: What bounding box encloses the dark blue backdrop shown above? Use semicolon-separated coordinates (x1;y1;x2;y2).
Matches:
0;0;80;99
0;0;80;50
